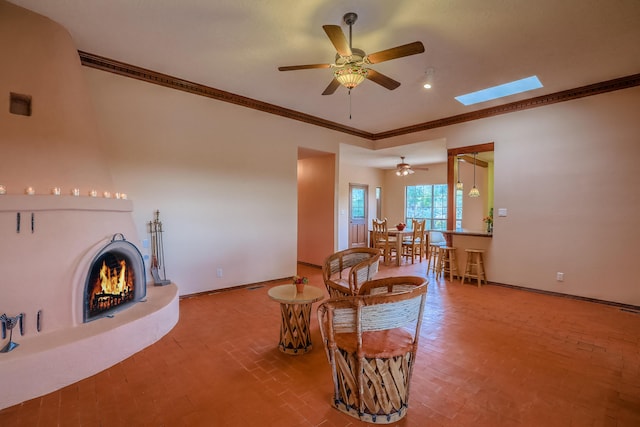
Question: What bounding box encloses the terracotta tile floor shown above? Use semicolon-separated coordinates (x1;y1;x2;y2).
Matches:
1;261;639;426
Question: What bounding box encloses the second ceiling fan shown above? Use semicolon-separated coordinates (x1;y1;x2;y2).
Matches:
278;12;425;95
395;157;428;176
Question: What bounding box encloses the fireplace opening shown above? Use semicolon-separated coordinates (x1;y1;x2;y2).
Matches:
83;234;146;322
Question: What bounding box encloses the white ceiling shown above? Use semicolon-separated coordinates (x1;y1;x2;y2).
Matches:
9;0;640;168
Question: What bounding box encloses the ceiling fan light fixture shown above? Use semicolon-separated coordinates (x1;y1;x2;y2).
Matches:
395;157;415;176
335;65;368;89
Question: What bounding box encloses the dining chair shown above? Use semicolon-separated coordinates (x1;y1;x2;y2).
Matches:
322;248;381;297
371;218;397;265
317;276;428;424
401;219;425;264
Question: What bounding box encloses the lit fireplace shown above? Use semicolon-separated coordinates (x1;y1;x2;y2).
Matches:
83;234;146;322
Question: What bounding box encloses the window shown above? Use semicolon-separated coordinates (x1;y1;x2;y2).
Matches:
405;184;448;230
455;188;463;229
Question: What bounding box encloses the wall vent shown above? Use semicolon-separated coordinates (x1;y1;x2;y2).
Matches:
10;92;32;116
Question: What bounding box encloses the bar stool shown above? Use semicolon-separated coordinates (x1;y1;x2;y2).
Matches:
427;231;445;275
436;246;459;281
426;242;442;274
461;249;487;287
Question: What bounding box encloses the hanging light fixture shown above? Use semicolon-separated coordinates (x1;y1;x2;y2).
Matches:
335;65;368;89
469;152;480;197
455;156;464;190
423;67;435;89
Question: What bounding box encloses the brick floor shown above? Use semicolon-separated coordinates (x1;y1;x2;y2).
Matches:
1;261;639;426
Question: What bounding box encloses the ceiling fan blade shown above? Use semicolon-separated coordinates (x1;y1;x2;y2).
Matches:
366;41;425;64
322;78;341;95
323;25;352;57
278;64;331;71
367;69;401;90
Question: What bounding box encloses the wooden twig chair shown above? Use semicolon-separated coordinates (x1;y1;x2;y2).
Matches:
322;248;381;297
317;276;428;424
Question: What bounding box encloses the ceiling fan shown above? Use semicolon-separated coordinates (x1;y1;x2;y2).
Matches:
395;157;428;176
278;12;425;95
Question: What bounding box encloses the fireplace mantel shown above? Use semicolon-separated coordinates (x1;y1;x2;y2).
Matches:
0;195;133;213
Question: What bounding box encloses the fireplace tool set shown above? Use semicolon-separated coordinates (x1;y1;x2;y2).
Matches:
1;313;25;353
148;210;170;286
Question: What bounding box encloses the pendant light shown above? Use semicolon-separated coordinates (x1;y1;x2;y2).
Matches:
468;152;480;197
455;156;463;190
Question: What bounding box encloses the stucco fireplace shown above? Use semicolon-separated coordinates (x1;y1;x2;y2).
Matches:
0;1;179;410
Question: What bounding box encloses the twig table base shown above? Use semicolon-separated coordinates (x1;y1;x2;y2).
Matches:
267;285;324;355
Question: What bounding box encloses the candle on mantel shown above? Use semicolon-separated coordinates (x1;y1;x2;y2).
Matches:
0;185;6;195
89;189;97;197
71;188;80;196
26;187;35;195
51;187;61;196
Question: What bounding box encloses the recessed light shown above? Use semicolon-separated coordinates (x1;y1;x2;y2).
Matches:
455;76;543;106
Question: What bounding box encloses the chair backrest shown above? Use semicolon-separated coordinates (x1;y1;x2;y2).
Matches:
319;278;427;341
322;248;380;296
410;219;425;242
372;218;388;241
358;275;426;295
371;218;391;253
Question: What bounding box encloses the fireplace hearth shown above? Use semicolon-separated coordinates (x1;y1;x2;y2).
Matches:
83;234;146;322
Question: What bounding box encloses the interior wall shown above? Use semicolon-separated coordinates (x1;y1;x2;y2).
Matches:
83;68;357;295
377;86;640;306
298;154;335;266
457;160;490;231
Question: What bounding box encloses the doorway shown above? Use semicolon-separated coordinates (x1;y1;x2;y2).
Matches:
349;184;368;248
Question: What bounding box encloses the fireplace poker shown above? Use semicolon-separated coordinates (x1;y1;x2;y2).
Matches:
0;313;25;353
31;212;34;233
16;212;20;233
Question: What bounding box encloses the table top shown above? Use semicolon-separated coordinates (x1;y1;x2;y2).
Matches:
441;229;493;237
267;284;325;304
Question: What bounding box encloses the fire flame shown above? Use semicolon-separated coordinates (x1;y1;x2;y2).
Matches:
99;259;130;295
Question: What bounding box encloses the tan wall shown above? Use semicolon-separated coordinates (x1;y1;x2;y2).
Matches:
298;155;335;266
0;1;113;193
366;87;640;306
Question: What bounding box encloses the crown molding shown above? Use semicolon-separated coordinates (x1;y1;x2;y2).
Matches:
78;51;639;142
374;73;640;140
78;51;373;140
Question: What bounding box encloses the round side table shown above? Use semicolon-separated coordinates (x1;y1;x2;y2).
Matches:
267;284;324;355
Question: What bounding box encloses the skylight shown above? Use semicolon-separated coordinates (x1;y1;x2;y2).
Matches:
455;76;543;106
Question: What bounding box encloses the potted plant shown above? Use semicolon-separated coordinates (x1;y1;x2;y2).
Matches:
293;275;308;293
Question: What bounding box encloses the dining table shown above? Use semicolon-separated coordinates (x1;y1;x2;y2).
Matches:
374;227;429;266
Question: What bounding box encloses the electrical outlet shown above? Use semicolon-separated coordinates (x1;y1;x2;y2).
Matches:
216;268;223;278
556;272;564;282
